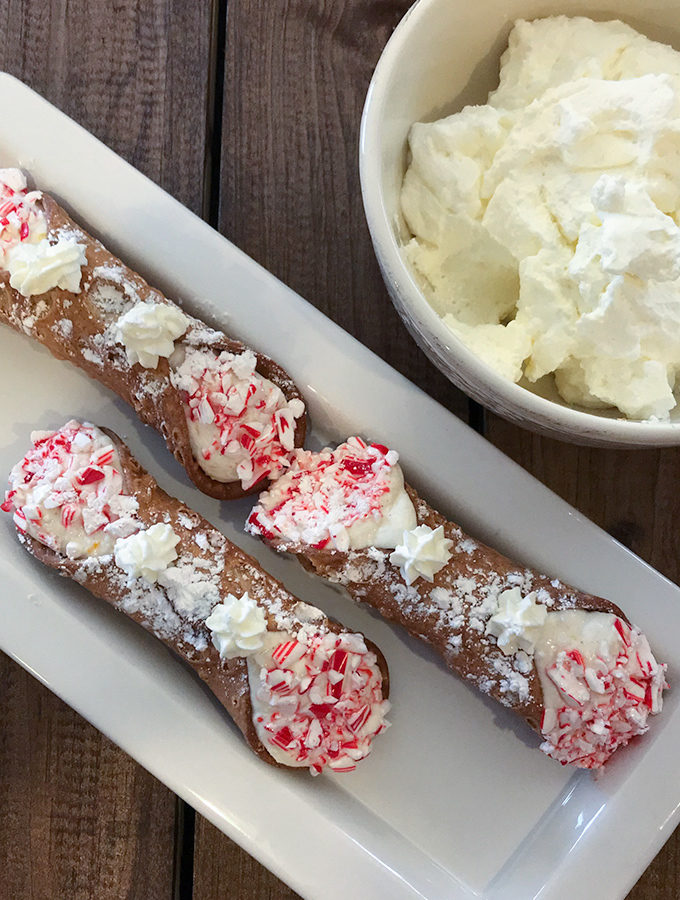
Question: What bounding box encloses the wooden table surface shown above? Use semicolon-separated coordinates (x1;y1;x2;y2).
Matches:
1;2;678;898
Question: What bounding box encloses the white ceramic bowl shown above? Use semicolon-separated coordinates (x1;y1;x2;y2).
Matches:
360;0;680;447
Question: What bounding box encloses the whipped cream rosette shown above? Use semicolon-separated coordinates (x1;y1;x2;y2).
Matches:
247;437;667;769
0;168;306;499
3;421;390;774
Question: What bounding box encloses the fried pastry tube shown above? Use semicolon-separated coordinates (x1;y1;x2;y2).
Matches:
246;437;667;769
3;422;389;774
0;168;306;499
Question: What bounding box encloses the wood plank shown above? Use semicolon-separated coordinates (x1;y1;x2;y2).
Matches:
482;421;680;617
0;1;212;897
0;0;210;213
194;817;300;900
627;836;680;900
217;0;468;421
0;652;177;900
484;414;680;898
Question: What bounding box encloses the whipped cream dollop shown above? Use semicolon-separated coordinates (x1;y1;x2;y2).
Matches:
0;168;46;265
114;522;180;582
114;301;189;368
247;627;390;773
6;235;87;297
2;420;140;558
205;592;267;659
401;16;680;420
485;587;548;655
170;346;305;488
0;168;86;297
389;524;452;585
246;437;417;551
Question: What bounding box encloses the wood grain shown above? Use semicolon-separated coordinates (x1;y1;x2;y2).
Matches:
218;0;468;421
0;651;177;900
483;419;680;608
484;415;680;898
0;1;211;898
193;816;300;900
0;0;211;212
627;836;680;900
2;0;678;897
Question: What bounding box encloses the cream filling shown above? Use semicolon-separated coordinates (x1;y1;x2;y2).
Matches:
250;441;417;552
339;466;416;550
170;346;304;487
534;610;621;710
6;421;139;559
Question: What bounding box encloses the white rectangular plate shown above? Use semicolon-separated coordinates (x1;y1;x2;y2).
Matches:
1;73;679;900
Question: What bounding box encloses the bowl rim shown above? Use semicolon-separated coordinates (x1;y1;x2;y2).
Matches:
358;0;680;444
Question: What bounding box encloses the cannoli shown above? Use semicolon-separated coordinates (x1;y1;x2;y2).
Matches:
246;437;667;769
0;169;306;500
3;422;390;774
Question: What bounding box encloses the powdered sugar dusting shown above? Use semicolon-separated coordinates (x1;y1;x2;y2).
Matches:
89;279;135;316
325;541;543;699
55;318;73;339
81;346;104;367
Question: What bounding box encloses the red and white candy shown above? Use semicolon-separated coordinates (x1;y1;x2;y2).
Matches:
170;347;304;490
247;436;415;551
248;627;390;774
2;420;140;559
0;168;46;265
538;614;667;768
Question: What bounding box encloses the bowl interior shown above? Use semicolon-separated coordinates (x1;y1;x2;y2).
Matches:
361;0;680;444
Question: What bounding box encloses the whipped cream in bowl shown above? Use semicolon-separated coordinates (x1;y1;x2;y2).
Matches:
361;9;680;445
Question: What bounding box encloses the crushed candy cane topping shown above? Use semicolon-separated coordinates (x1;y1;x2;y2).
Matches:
3;420;140;559
247;627;390;773
535;610;667;769
247;437;416;551
0;168;46;265
170;347;304;489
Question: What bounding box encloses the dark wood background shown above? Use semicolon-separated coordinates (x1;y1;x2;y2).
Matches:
0;2;678;898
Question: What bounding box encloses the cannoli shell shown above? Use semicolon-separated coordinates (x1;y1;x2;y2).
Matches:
260;485;625;734
0;194;306;500
18;428;388;766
